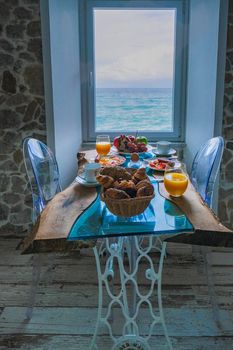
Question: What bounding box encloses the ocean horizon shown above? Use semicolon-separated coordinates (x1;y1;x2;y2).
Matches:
95;87;173;132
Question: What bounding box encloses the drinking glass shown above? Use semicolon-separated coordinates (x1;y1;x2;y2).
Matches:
96;135;111;158
164;162;188;197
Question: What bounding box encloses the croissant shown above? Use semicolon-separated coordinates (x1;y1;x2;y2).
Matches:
114;180;137;197
96;175;114;189
132;168;148;184
105;188;130;199
136;184;154;197
135;179;151;190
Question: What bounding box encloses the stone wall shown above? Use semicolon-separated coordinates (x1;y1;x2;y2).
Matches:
0;0;46;235
218;0;233;230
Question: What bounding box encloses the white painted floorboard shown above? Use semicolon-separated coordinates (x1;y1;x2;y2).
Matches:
0;239;233;349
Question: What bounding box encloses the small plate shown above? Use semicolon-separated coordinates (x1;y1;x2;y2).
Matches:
98;155;126;167
111;144;153;156
152;148;176;157
75;175;99;187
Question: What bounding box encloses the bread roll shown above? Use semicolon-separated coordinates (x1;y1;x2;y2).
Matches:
105;188;130;199
136;184;154;197
132;168;148;184
96;175;114;189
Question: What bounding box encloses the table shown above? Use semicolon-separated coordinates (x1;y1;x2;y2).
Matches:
68;179;194;349
21;150;233;350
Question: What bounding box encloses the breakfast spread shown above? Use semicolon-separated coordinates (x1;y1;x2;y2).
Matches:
113;134;148;153
96;167;154;200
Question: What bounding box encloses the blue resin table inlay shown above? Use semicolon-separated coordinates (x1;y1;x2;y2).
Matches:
68;179;193;241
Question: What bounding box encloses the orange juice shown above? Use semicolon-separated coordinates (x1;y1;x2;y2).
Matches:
164;172;188;197
96;142;111;156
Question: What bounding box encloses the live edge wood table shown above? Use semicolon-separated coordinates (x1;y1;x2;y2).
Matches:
21;150;233;350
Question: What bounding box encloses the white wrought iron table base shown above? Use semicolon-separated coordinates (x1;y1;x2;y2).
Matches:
90;236;172;350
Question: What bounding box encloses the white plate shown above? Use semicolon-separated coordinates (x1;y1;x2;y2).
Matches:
152;148;176;157
75;175;99;187
111;144;153;156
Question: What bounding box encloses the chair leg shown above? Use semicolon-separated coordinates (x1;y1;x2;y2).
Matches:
25;253;42;320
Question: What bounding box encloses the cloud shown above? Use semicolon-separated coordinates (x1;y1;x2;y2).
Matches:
94;9;175;87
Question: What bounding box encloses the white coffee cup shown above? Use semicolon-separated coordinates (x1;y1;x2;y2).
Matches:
84;163;101;182
156;141;171;155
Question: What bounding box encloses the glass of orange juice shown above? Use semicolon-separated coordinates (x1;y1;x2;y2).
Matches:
96;135;111;158
164;162;188;197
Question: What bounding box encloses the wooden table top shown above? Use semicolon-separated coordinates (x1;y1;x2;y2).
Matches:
20;150;233;254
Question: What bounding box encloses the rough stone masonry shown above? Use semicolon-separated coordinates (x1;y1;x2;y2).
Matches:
0;0;46;235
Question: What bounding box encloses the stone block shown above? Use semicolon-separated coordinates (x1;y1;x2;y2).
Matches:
13;60;24;73
10;207;32;225
0;109;21;129
0;140;15;154
224;126;233;140
4;131;22;145
2;71;16;94
0;53;14;67
13;149;23;165
19;52;35;62
1;160;18;172
0;174;10;192
0;203;9;221
23;100;37;122
2;193;21;205
6;24;25;39
226;141;233;151
26;20;41;37
13;6;32;20
0;3;10;21
11;176;26;193
27;38;42;62
6;93;29;106
0;39;14;52
23;64;44;95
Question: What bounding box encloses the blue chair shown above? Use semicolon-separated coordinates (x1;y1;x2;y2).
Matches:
23;137;61;319
23;137;61;223
190;136;224;209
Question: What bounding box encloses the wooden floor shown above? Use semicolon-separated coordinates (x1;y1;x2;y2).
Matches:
0;238;233;349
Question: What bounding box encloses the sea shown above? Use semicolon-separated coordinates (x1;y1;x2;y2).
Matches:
95;88;173;132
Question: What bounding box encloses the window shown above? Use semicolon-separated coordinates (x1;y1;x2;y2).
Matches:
80;0;187;142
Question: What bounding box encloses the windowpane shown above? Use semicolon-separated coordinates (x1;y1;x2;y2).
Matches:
94;9;176;132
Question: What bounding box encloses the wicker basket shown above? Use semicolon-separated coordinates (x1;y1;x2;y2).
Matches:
99;167;155;217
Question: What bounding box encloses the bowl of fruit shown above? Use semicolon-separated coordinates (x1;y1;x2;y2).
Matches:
112;134;152;155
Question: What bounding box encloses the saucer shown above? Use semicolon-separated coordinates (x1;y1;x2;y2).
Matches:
75;175;99;187
152;148;176;157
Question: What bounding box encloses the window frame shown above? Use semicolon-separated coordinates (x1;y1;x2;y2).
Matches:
80;0;188;142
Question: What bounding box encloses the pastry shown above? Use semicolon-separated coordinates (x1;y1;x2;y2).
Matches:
132;168;148;184
135;179;151;190
105;188;130;199
136;184;154;197
114;180;137;197
100;166;131;180
96;175;114;189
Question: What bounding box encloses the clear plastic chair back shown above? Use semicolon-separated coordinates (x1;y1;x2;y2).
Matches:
23;138;61;222
191;136;224;208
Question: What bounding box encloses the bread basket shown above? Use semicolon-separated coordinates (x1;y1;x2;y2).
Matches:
99;167;155;217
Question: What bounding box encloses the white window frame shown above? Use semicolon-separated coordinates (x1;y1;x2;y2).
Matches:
79;0;188;142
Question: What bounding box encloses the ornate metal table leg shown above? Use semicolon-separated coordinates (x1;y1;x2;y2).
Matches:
91;237;172;350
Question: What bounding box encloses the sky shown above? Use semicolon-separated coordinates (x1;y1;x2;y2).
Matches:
94;9;175;88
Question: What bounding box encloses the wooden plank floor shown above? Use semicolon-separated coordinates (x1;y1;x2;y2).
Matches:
0;238;233;349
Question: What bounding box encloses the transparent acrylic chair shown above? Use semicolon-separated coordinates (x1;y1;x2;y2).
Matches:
191;136;224;209
23;137;61;319
190;136;224;325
